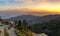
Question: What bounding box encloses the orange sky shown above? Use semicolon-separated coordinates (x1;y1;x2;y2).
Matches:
0;0;60;18
0;0;60;12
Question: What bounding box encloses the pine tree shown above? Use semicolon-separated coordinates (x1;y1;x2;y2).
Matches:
0;17;2;21
18;20;22;27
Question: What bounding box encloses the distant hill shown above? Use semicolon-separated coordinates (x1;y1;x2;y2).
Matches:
34;14;60;24
7;14;60;24
7;15;40;24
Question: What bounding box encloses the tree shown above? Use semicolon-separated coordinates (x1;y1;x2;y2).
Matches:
29;19;60;36
0;17;2;21
23;19;28;29
17;20;22;27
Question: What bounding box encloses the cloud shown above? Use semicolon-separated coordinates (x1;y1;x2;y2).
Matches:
0;0;60;6
0;0;60;11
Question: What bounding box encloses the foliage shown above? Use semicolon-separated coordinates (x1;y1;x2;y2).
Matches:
30;19;60;36
0;17;2;21
0;30;1;36
15;19;32;36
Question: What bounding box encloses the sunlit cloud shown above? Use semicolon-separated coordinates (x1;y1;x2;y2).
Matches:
0;0;60;12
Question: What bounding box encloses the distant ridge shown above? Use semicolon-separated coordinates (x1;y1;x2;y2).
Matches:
7;14;60;24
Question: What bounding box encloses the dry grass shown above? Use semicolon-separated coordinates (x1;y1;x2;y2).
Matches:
4;29;9;36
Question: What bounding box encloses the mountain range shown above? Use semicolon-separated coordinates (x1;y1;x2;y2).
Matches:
7;14;60;24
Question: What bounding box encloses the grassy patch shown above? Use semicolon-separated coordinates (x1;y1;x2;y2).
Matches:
4;29;9;36
14;28;33;36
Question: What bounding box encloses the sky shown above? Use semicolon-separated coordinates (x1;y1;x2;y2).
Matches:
0;0;60;18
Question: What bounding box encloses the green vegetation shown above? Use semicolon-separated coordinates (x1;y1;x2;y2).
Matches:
14;19;33;36
4;29;9;36
30;19;60;36
0;30;1;36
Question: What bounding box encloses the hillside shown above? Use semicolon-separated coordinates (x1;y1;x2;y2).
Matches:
30;17;60;36
8;14;60;24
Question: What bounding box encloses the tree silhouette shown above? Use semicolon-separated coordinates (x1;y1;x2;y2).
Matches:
0;17;2;21
22;19;28;29
17;20;22;27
